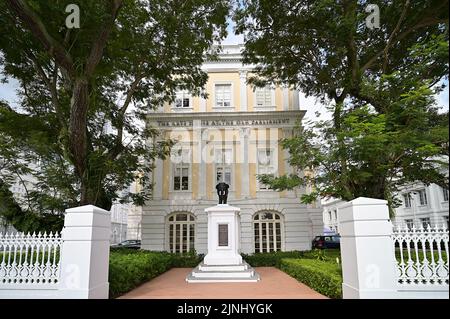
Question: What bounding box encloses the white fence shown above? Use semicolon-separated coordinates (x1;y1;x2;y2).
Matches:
338;197;449;299
0;232;62;287
393;225;449;286
0;205;111;299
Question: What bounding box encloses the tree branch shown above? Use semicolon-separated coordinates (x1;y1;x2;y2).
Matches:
382;0;410;72
6;0;75;77
85;0;123;77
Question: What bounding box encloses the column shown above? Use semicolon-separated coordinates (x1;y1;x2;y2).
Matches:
153;158;164;200
199;128;208;199
59;205;111;299
200;89;207;112
239;127;250;198
239;70;248;111
292;89;300;110
282;87;289;110
338;197;397;299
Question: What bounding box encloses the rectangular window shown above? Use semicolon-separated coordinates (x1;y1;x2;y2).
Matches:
420;217;431;229
173;165;189;191
215;149;232;185
443;187;449;202
418;189;428;206
444;216;449;230
218;224;228;247
403;193;411;208
255;86;273;107
405;219;414;230
257;148;275;190
215;84;232;107
175;90;191;108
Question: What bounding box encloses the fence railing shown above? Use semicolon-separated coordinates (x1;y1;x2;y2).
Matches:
392;224;449;286
0;232;62;287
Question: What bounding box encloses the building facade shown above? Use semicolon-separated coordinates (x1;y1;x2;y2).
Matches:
140;45;323;255
394;182;449;229
322;183;449;232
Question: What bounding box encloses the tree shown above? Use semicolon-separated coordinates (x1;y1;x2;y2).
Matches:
0;0;229;229
235;0;449;210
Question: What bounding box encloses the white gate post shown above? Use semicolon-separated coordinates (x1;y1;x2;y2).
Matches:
59;205;111;299
338;197;397;298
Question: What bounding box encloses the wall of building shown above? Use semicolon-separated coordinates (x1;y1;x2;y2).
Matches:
140;44;322;253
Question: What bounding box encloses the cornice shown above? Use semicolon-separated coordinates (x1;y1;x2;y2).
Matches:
146;110;306;122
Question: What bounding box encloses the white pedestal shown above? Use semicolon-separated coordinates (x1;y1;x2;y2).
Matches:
203;204;242;265
186;204;259;283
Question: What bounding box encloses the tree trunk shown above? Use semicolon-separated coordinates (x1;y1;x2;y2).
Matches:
68;77;90;205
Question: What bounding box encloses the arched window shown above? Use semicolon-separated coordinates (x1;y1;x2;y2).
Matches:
253;211;283;253
168;213;195;253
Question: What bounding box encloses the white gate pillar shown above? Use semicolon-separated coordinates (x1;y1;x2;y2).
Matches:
59;205;111;299
338;197;397;299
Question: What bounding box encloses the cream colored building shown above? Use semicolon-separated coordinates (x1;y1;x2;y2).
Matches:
138;45;323;254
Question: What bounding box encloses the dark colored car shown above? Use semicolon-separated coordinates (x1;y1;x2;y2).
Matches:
312;235;340;249
111;239;141;249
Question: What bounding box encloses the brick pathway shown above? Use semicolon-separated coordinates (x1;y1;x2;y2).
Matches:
118;267;327;299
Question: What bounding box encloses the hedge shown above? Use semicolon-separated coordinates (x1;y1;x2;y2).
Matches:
108;249;203;298
109;250;173;298
241;251;305;267
279;258;342;299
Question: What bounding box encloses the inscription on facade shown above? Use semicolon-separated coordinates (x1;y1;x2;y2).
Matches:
156;118;290;127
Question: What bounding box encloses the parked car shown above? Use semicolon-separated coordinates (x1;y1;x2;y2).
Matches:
111;239;141;249
312;235;340;249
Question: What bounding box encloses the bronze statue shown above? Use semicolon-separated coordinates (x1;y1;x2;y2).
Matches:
216;182;229;204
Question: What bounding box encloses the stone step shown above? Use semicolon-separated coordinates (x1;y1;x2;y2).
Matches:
191;269;255;278
198;262;249;272
186;271;260;283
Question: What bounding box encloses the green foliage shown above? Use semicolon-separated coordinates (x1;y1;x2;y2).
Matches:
0;180;63;233
109;250;173;299
242;251;305;267
0;0;230;223
236;1;449;213
279;258;342;299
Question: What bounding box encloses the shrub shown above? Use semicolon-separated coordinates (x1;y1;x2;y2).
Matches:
108;249;204;298
242;251;305;267
279;258;342;299
302;249;341;261
170;252;204;268
109;250;172;298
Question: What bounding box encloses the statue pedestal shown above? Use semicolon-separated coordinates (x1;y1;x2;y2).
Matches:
186;204;259;283
203;204;242;265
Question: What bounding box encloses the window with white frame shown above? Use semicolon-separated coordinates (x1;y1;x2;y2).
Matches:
443;187;449;202
257;148;275;190
168;213;195;253
444;216;449;230
328;211;332;222
403;193;411;208
420;217;431;229
215;148;232;185
254;211;283;253
214;84;232;107
172;148;190;191
405;219;414;230
255;86;273;107
174;90;191;108
418;189;428;206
